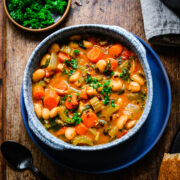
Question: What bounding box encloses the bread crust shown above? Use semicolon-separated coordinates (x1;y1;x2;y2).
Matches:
158;153;180;180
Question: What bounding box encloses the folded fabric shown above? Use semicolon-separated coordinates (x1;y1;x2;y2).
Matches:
140;0;180;46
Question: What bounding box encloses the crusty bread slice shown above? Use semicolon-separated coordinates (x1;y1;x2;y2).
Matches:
158;153;180;180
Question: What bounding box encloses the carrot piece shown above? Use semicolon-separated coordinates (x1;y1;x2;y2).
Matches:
80;87;88;99
82;111;98;128
58;52;71;62
108;44;123;58
32;85;45;99
55;127;67;136
75;123;88;135
121;50;131;60
65;93;79;110
44;90;59;110
55;80;69;93
87;46;103;63
105;58;118;71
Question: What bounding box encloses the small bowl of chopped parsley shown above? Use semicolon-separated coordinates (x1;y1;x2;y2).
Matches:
3;0;71;32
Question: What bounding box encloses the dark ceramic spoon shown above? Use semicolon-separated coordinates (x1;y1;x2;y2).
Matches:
1;141;49;180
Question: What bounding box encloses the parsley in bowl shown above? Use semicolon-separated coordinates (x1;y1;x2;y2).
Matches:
4;0;71;32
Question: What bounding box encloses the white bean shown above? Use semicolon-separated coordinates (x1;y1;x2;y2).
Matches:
48;43;60;54
117;115;129;129
32;69;45;82
110;79;123;91
34;103;43;118
42;108;50;120
40;54;51;67
50;107;60;118
131;74;145;85
65;127;76;140
86;86;97;96
69;71;81;83
96;60;106;73
57;63;65;72
83;40;93;48
128;82;141;92
125;120;137;129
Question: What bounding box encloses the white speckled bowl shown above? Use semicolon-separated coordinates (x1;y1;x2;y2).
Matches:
23;24;153;151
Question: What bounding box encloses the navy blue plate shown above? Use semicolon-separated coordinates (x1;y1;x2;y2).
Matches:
20;37;171;174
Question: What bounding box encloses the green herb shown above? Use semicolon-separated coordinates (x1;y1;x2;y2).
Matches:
64;59;78;69
74;49;80;55
118;56;122;65
63;95;67;100
49;118;60;132
68;95;72;98
85;74;92;83
101;80;112;105
65;110;68;115
68;99;71;102
8;0;67;29
72;113;82;124
119;68;130;81
104;61;112;75
111;100;115;107
139;92;146;102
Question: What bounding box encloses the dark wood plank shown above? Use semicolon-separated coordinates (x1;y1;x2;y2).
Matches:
2;0;180;179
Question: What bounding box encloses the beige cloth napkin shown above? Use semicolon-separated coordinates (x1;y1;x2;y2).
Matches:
140;0;180;46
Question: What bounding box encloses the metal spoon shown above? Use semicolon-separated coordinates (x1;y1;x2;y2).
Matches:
1;141;49;180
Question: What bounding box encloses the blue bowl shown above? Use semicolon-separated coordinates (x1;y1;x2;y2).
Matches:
23;24;153;151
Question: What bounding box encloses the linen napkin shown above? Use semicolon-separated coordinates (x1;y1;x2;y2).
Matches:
140;0;180;46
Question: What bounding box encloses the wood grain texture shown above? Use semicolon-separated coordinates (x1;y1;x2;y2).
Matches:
1;0;180;179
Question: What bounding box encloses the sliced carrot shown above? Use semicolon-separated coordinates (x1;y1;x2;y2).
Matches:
32;85;45;99
44;90;59;110
108;44;123;58
58;52;71;62
65;93;79;110
75;123;88;135
105;58;118;71
87;46;103;63
55;127;67;136
121;50;131;60
82;111;98;128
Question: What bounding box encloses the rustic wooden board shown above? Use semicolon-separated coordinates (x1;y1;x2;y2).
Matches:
1;0;180;179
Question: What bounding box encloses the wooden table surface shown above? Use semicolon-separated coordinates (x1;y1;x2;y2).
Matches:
0;0;180;179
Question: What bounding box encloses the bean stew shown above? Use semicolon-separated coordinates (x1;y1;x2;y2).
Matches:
32;34;147;146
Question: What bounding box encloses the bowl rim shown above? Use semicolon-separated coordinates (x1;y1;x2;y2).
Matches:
3;0;71;32
23;24;153;151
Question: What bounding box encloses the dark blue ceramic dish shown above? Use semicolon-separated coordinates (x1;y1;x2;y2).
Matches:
20;36;171;173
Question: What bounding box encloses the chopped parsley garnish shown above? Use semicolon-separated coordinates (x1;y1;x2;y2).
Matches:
101;80;112;105
64;59;78;69
72;113;82;124
139;92;146;102
74;49;80;56
119;68;130;81
111;100;115;107
68;99;71;102
85;74;102;89
118;56;122;65
85;74;92;83
63;69;75;77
